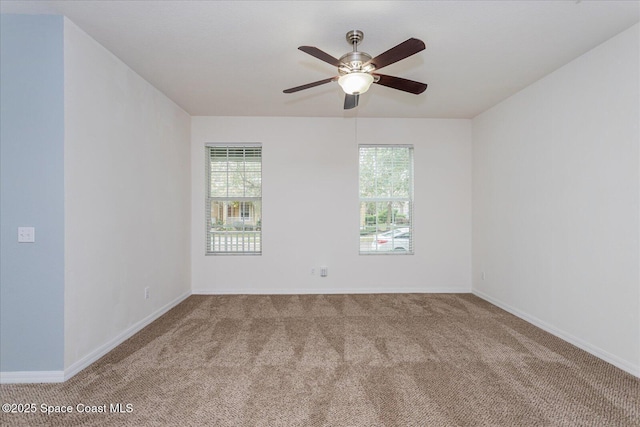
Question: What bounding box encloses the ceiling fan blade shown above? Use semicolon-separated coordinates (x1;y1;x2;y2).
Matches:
364;38;425;71
283;77;337;93
373;74;427;94
344;94;359;109
298;46;343;67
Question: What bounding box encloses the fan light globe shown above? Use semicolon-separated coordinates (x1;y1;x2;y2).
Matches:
338;72;374;95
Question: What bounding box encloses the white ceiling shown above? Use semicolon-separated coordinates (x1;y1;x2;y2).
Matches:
2;1;638;118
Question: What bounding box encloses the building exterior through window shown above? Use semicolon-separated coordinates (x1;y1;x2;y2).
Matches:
206;145;262;254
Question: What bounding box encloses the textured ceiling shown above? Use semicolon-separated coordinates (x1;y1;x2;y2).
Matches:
1;1;638;118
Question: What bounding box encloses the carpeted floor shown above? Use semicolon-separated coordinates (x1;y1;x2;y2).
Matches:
1;294;638;426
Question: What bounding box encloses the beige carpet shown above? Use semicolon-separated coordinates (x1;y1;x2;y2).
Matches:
1;294;638;426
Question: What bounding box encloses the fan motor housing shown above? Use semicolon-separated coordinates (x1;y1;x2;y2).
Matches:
338;51;374;75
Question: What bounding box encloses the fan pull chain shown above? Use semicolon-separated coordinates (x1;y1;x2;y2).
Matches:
355;116;358;145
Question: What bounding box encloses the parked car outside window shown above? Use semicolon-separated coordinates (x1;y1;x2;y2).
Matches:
370;228;411;252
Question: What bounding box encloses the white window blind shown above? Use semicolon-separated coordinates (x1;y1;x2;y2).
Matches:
206;145;262;254
359;145;413;254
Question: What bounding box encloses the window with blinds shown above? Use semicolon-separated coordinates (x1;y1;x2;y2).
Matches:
206;145;262;254
359;145;413;254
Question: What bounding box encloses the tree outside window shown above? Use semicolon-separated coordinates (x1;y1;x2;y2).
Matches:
359;145;413;254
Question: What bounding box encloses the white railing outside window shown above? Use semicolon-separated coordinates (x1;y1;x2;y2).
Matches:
206;145;262;255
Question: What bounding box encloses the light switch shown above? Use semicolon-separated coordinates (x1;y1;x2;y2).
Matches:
18;227;35;243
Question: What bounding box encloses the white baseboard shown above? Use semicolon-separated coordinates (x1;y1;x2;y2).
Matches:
63;290;191;381
192;286;471;295
0;370;64;384
472;289;640;378
1;291;191;384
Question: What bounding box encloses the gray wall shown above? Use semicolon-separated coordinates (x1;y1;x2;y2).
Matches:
0;15;65;371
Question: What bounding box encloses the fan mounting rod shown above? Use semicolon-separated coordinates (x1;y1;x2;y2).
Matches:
340;30;373;74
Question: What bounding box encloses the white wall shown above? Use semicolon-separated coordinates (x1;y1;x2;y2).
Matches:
472;24;639;375
191;117;471;294
64;20;192;370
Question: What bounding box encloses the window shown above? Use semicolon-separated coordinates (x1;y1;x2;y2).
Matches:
359;145;413;254
206;145;262;254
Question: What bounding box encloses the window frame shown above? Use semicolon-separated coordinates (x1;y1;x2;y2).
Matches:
205;144;262;255
358;144;414;255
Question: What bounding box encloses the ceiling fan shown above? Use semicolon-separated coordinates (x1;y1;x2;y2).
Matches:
283;30;428;109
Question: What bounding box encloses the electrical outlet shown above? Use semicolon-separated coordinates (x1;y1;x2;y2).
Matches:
481;272;486;280
144;287;150;300
320;266;328;277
